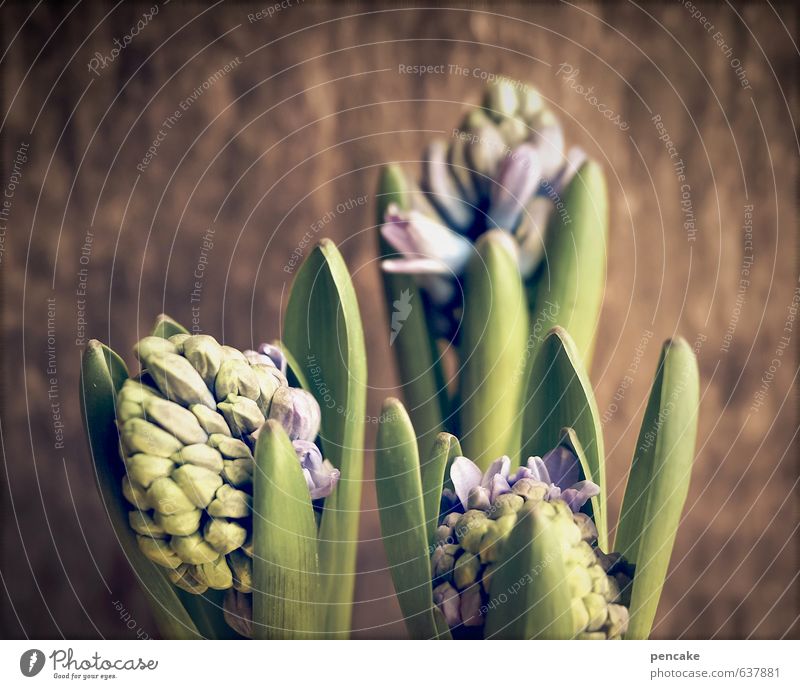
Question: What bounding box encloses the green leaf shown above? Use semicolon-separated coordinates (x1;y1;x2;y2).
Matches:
252;420;320;639
375;398;439;640
421;433;461;545
484;504;574;639
529;161;608;368
79;340;201;640
558;427;598;526
283;239;366;638
432;606;453;640
377;164;446;457
520;327;607;549
151;313;189;339
615;338;699;639
458;230;529;469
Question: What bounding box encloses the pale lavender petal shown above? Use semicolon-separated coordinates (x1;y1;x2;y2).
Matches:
560;480;600;512
488;144;542;230
450;456;483;510
381;206;473;275
541;445;580;491
509;465;533;484
467;485;491;511
489;473;512;503
551;146;587;197
243;349;275;368
433;582;462;628
293;439;339;499
480;455;511;490
381;257;452;275
422;139;474;231
526;456;550;484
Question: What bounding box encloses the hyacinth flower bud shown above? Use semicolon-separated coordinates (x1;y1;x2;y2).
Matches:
483;80;519;119
527;109;565;179
257;342;288;375
217;394;266;439
182;335;225;387
142;352;216;409
214;359;260;402
267;387;321;442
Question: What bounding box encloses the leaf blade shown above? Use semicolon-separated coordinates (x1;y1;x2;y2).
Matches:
252;420;320;639
283;239;367;638
375;398;439;640
420;433;462;545
377;164;446;457
615;338;699;639
151;314;189;339
529;161;608;368
520;327;607;549
458;231;529;469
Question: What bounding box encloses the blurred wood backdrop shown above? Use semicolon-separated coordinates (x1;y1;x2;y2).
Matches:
1;1;797;639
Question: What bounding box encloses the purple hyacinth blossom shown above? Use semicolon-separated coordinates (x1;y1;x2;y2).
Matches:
487;143;543;231
381;204;473;306
293;440;340;500
450;455;512;511
524;445;600;512
449;446;599;514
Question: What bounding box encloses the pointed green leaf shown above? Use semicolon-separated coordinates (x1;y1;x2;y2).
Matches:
375;398;439;640
529;161;608;368
459;230;529;469
377;164;446;457
252;420;320;639
421;433;461;545
79;340;201;639
615;338;699;639
484;504;574;639
283;239;366;638
151;313;189;339
558;427;599;526
521;327;607;549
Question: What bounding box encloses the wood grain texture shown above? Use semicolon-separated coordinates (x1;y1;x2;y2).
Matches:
0;1;797;639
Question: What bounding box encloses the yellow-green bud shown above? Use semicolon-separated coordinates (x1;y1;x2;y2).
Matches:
154;509;202;536
137;535;182;568
128;510;166;538
204;518;247;554
145;352;216;409
208;484;250;518
124;454;174;488
182;335;225;387
121;418;182;458
171;444;224;473
170;533;220;565
171;464;223;508
146;477;196;515
214;359;260;402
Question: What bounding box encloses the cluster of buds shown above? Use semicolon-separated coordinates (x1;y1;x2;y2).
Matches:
116;333;337;632
429;450;629;638
381;78;586;337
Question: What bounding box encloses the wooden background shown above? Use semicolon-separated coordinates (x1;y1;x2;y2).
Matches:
1;1;797;639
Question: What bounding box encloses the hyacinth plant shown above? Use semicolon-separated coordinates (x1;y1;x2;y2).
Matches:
376;327;699;639
376;78;607;465
80;240;366;639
